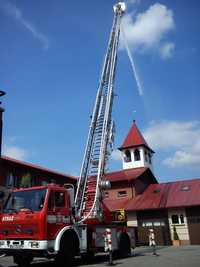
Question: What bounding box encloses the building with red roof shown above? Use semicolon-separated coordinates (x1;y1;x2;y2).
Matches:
103;121;200;246
1;102;200;246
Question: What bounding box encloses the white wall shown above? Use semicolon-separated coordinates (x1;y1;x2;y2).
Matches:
168;208;190;242
121;147;153;171
127;211;138;227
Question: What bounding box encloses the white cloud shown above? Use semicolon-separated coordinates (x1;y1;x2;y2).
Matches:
144;120;200;168
3;145;28;161
163;150;200;168
0;0;49;49
159;42;175;59
111;149;122;161
121;3;175;58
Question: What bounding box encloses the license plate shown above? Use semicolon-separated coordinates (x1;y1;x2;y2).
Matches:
10;244;23;249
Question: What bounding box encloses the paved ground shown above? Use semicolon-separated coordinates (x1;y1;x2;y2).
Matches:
0;246;200;267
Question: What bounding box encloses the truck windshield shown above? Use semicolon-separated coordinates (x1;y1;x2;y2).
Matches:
3;189;47;213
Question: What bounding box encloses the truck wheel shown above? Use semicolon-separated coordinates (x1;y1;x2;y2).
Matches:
118;233;131;258
13;255;33;267
55;237;76;266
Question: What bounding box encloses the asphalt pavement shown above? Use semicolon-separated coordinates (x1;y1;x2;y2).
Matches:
0;245;200;267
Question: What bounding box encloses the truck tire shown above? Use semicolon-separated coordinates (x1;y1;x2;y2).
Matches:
55;231;78;267
55;242;75;266
13;255;33;267
118;233;131;258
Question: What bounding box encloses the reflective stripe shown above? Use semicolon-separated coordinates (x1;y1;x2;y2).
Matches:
47;215;70;224
47;215;57;223
105;228;112;252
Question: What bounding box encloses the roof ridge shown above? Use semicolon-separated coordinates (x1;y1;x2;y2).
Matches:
1;155;76;180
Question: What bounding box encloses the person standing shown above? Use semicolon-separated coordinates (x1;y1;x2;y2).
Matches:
149;229;157;256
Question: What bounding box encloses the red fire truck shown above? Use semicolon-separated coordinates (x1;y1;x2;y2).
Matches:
0;2;135;266
0;183;135;266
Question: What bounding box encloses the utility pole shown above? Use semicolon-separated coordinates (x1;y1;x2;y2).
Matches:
0;90;6;157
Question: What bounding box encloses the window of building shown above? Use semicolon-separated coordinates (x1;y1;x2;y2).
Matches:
6;172;16;188
117;190;127;198
180;214;184;224
134;149;140;161
124;150;131;162
171;214;179;224
153;188;161;194
171;214;185;224
145;151;148;162
20;173;32;188
181;185;190;191
141;221;165;227
148;153;152;164
104;191;109;198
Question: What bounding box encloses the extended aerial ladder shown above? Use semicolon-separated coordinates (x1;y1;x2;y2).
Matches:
74;2;126;223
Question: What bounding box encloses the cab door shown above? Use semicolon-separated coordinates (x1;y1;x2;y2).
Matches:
46;190;70;240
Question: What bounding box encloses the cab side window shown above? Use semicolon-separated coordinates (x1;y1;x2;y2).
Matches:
55;192;65;207
48;191;66;211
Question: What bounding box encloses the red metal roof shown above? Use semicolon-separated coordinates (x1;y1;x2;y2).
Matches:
125;178;200;211
103;198;130;212
105;167;147;182
165;179;200;208
119;121;153;152
1;156;76;181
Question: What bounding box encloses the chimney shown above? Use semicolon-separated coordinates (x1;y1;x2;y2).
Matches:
0;91;6;157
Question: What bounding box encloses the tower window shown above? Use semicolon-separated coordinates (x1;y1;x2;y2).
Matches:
134;149;140;161
124;150;131;162
145;151;148;162
148;153;152;164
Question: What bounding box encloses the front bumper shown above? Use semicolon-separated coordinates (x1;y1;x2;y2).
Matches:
0;240;56;257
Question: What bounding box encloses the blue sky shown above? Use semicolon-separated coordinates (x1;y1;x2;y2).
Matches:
0;0;200;182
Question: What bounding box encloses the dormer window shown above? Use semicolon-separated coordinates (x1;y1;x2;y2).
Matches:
134;149;140;161
124;150;131;162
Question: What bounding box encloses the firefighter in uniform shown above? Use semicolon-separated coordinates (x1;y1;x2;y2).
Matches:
149;229;158;256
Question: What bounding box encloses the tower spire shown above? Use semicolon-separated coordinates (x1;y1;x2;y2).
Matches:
119;121;154;171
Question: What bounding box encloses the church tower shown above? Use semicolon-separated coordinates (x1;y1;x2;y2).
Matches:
118;121;154;172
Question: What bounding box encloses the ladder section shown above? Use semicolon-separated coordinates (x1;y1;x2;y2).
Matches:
75;2;126;223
